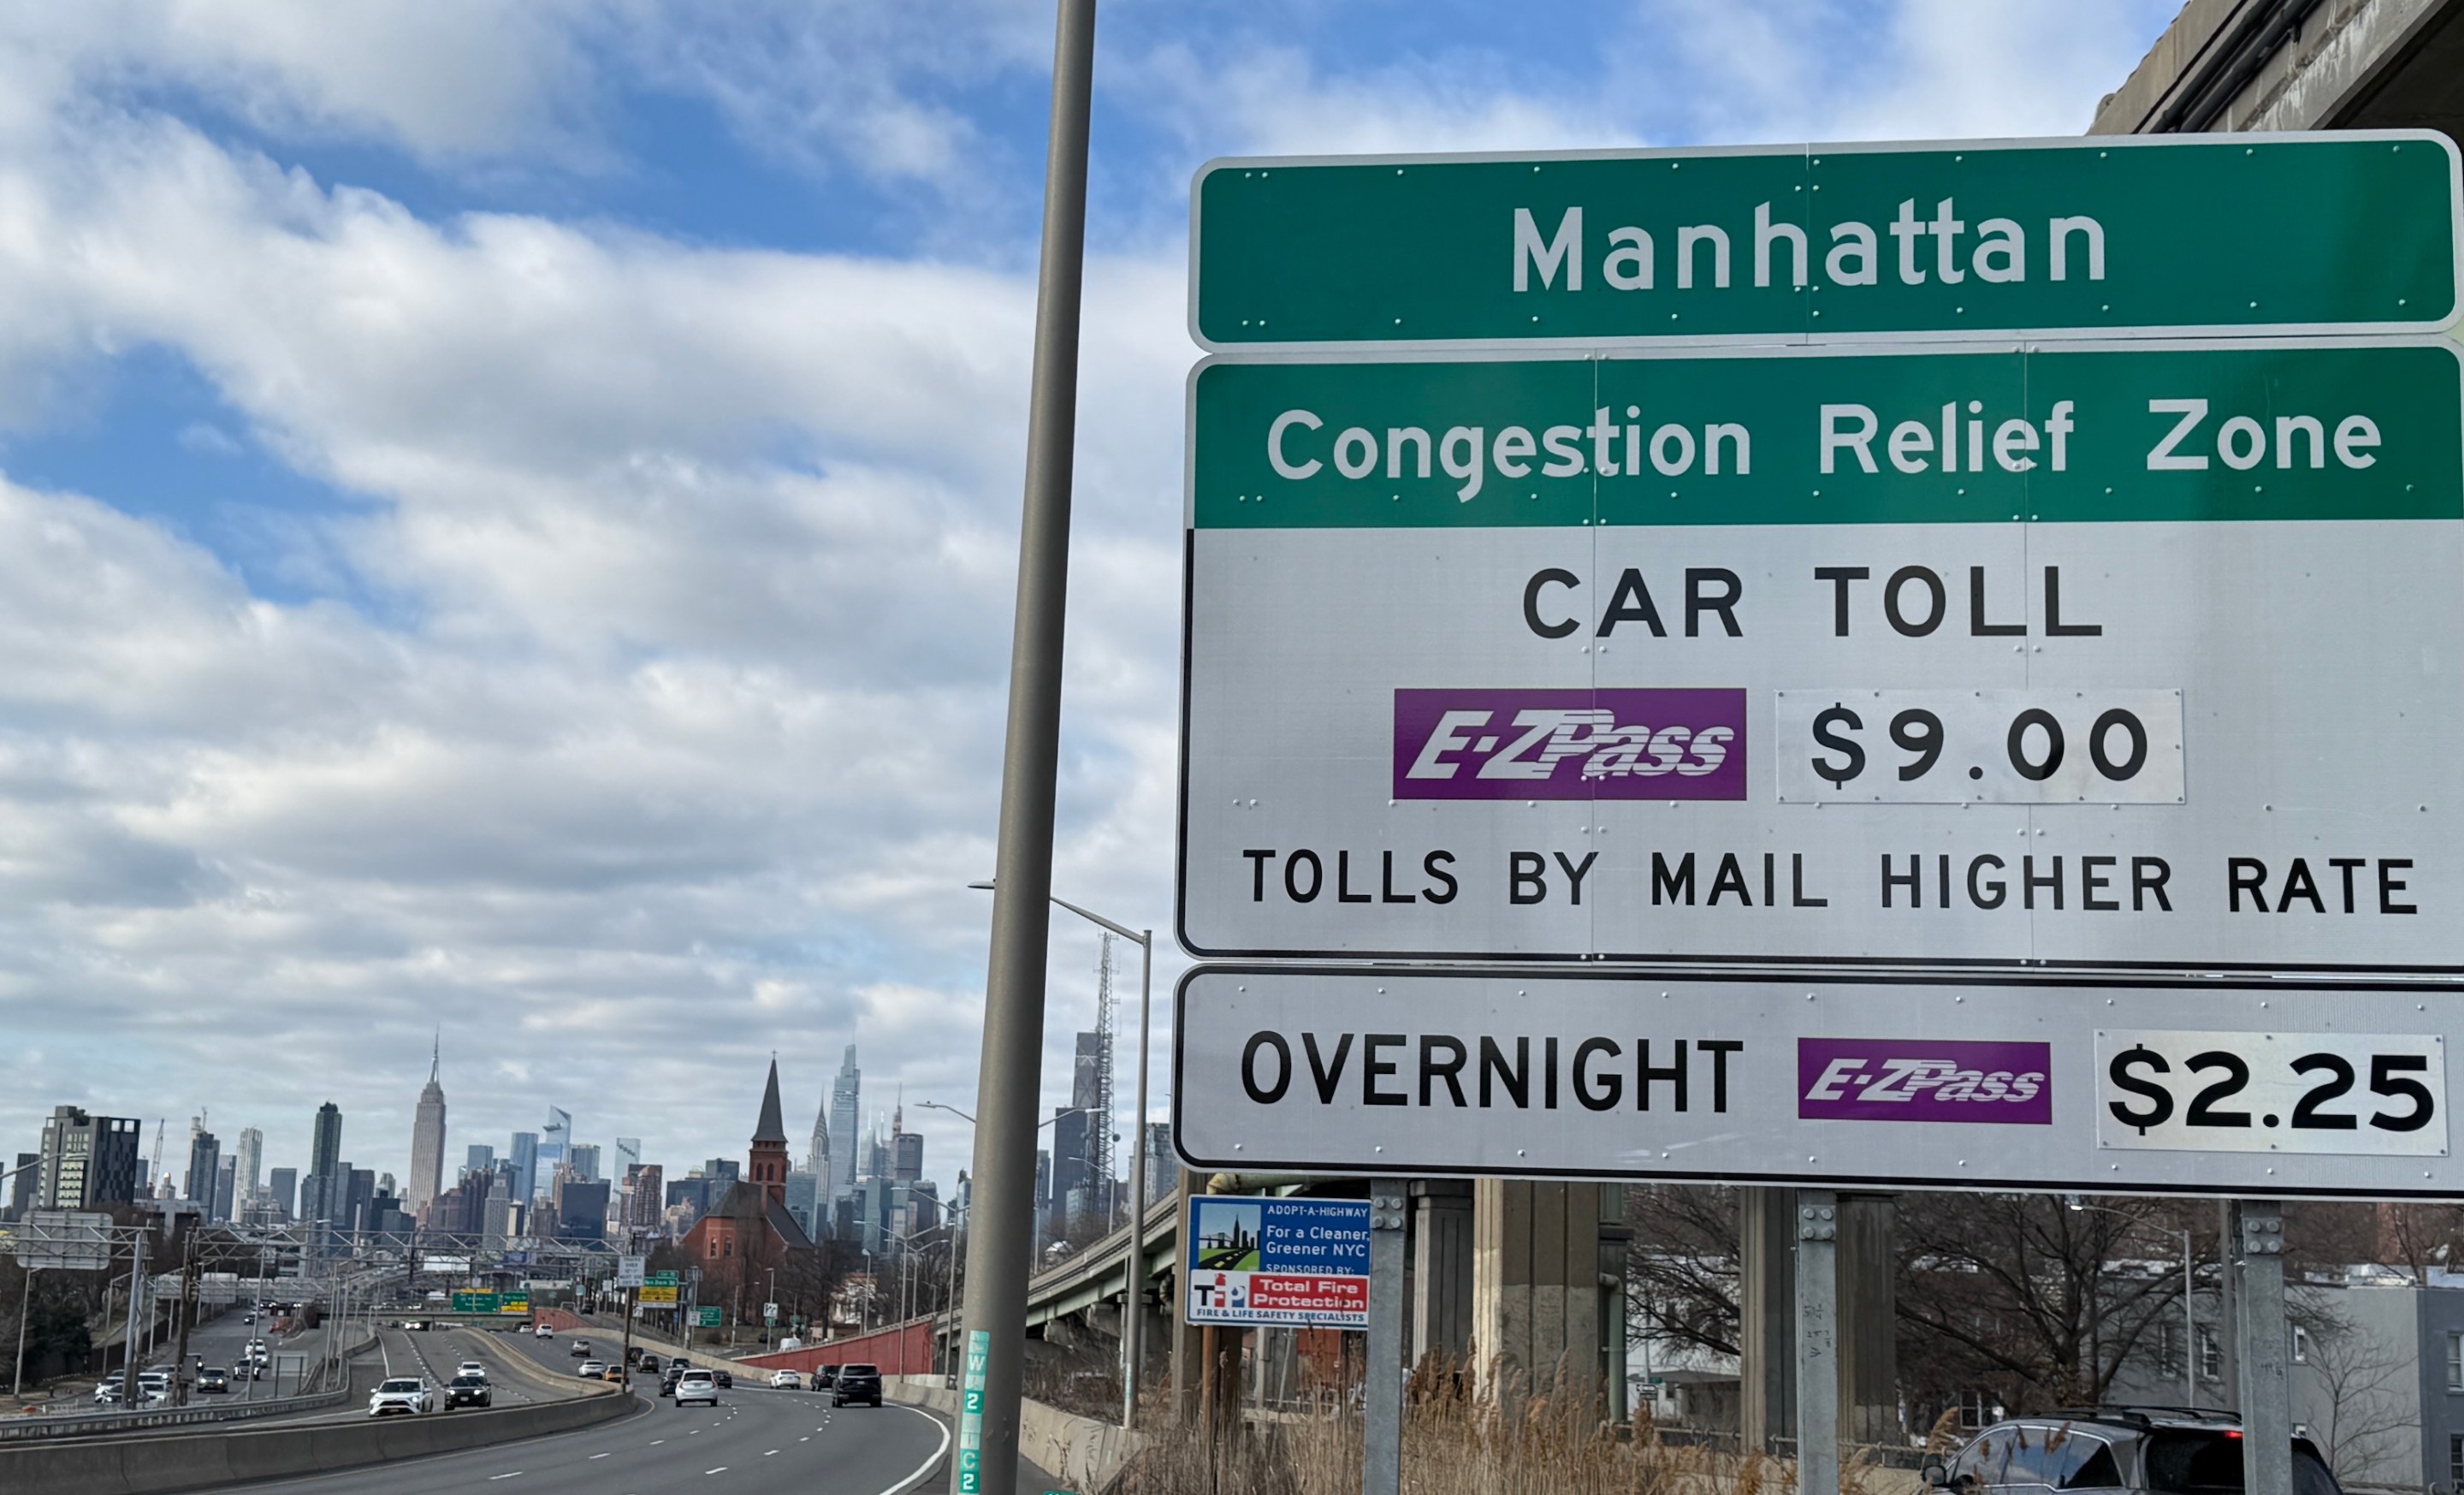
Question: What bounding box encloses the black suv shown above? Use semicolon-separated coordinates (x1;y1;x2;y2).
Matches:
833;1363;883;1408
443;1374;493;1409
1925;1409;2343;1494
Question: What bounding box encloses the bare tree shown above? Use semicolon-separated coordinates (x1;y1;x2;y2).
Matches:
1621;1184;1741;1360
2295;1298;2418;1482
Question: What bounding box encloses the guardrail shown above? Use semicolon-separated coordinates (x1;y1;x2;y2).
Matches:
0;1324;380;1444
0;1383;637;1495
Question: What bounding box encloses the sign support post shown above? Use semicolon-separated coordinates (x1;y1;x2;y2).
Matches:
956;1;1096;1492
2234;1203;2293;1495
1363;1182;1407;1495
1794;1195;1839;1495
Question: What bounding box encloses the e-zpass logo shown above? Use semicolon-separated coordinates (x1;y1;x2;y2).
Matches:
1797;1037;2052;1125
1392;688;1746;801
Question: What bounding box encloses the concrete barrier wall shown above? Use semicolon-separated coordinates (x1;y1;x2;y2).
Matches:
741;1319;934;1376
889;1376;1141;1494
0;1384;637;1495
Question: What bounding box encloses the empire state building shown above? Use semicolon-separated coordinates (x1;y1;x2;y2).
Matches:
407;1037;447;1222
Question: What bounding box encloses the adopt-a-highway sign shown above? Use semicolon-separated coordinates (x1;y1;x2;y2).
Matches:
1185;1195;1370;1327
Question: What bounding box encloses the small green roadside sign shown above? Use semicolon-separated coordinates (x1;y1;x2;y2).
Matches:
451;1290;498;1314
1194;133;2461;347
692;1306;722;1328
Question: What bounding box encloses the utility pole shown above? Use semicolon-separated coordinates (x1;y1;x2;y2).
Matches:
121;1227;146;1409
12;1267;35;1398
951;3;1095;1492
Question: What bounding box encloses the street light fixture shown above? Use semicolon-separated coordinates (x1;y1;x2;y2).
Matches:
2067;1195;2198;1409
969;878;1155;1432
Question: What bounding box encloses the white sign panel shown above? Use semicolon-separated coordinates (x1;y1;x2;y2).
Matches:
1172;965;2464;1197
1179;342;2464;972
13;1210;112;1272
615;1255;645;1288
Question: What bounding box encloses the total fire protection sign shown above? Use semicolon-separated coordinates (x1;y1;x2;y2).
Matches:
1175;340;2464;972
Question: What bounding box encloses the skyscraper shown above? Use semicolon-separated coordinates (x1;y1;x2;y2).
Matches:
233;1127;264;1207
803;1096;832;1240
407;1039;447;1219
301;1101;343;1248
268;1166;297;1219
538;1106;572;1185
828;1046;860;1203
186;1129;221;1206
310;1102;343;1177
890;1106;922;1184
212;1159;236;1222
464;1143;495;1180
508;1131;539;1203
613;1138;642;1186
568;1143;600;1184
37;1108;140;1210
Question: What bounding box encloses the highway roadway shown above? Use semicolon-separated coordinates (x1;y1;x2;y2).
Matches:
215;1375;972;1495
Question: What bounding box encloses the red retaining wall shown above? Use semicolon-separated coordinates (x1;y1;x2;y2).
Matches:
736;1320;936;1377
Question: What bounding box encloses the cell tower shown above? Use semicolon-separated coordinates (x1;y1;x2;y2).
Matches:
1090;933;1116;1215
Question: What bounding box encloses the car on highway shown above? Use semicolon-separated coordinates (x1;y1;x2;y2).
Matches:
196;1367;230;1393
368;1378;434;1416
536;1322;555;1338
92;1380;123;1405
601;1364;627;1382
768;1369;801;1389
712;1367;733;1389
576;1360;608;1379
637;1353;662;1376
660;1365;684;1397
455;1361;488;1380
569;1338;591;1356
810;1364;838;1391
833;1363;883;1408
442;1374;492;1409
1921;1409;2344;1495
674;1369;720;1407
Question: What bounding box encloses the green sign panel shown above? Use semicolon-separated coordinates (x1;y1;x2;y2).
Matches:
451;1291;498;1314
647;1271;678;1286
1194;341;2463;531
1194;134;2461;347
692;1306;722;1327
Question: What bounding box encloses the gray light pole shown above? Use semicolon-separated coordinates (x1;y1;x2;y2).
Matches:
966;883;1154;1428
953;2;1095;1489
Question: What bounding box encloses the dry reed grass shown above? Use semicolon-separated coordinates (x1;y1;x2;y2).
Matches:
1112;1355;1799;1495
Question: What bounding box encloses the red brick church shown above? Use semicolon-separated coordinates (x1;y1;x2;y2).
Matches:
680;1059;814;1272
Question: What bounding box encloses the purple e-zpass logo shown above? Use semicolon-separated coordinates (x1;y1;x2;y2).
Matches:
1798;1038;2052;1124
1393;688;1747;801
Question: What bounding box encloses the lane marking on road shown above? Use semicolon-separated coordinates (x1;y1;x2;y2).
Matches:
589;1451;611;1459
649;1439;664;1445
876;1405;955;1495
488;1473;522;1481
764;1450;778;1456
705;1468;727;1475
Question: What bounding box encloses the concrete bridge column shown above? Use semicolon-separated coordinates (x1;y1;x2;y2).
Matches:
1408;1181;1472;1373
1470;1179;1613;1406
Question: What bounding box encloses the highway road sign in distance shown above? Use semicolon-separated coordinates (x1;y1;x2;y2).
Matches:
692;1305;722;1327
1173;965;2464;1199
452;1290;499;1313
1177;339;2464;972
616;1255;646;1288
638;1284;679;1305
1184;1195;1370;1327
1192;133;2461;348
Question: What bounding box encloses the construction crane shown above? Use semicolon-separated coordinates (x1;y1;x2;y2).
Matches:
1090;934;1116;1221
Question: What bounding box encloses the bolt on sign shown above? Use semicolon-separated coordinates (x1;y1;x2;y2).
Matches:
1173;966;2461;1199
1176;340;2464;971
1192;134;2461;348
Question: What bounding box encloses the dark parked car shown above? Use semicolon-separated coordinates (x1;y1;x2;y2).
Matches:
195;1367;229;1394
443;1374;493;1409
833;1363;883;1408
1924;1409;2343;1495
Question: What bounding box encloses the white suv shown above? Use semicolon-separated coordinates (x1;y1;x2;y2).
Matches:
368;1378;434;1416
674;1369;720;1407
456;1361;488;1380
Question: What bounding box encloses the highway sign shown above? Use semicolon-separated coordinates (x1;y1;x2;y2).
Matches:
1178;340;2464;972
1192;133;2462;348
500;1293;530;1314
452;1290;499;1314
648;1270;679;1286
615;1255;645;1288
1172;965;2464;1198
692;1305;722;1327
12;1210;112;1271
1185;1195;1370;1327
638;1284;678;1305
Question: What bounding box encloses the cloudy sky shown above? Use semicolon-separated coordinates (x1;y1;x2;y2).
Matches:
0;0;2183;1199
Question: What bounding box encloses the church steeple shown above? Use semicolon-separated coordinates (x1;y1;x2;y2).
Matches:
749;1055;791;1206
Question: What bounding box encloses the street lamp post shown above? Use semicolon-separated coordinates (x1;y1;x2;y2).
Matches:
2068;1196;2196;1408
969;881;1154;1430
